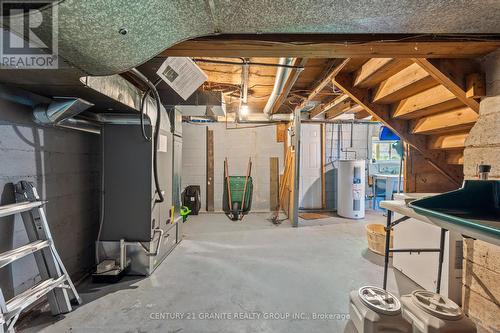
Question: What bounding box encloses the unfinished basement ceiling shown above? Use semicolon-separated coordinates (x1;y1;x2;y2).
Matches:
18;1;500;75
192;58;340;114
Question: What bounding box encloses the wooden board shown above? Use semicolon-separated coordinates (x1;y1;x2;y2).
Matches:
334;69;463;186
372;63;437;104
163;39;500;58
411;106;478;135
206;128;214;211
270;157;279;211
466;73;486;99
427;132;469;150
403;146;459;193
276;123;287;142
392;85;462;119
299;212;330;220
446;150;464;165
321;124;326;209
353;58;412;88
412;58;480;113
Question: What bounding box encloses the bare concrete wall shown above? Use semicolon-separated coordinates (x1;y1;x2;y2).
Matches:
182;122;284;212
0;94;100;300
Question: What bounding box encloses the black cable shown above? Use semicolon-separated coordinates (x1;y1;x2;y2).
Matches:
130;69;164;203
140;78;163;142
140;92;152;141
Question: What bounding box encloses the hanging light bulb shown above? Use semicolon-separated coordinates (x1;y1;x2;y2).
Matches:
240;103;249;116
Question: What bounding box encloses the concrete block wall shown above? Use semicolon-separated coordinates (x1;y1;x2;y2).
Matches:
324;122;380;210
0;94;100;300
181;123;207;210
181;122;284;212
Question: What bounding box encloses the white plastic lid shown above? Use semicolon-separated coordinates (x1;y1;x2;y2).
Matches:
411;290;463;320
358;286;401;315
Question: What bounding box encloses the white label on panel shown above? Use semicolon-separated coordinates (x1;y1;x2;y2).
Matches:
156;57;208;100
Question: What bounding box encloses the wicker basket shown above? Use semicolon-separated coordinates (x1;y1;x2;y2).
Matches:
366;224;393;256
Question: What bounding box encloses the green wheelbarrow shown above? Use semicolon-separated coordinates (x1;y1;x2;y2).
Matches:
223;157;253;221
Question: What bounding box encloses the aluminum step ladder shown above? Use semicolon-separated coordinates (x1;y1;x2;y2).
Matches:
0;181;82;332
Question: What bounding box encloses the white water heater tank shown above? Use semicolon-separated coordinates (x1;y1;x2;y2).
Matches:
338;160;365;219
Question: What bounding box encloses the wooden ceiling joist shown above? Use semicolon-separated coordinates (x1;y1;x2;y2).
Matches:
372;63;437;104
163;40;500;58
333;65;462;185
411;106;478;134
465;73;486;99
427;132;469;150
353;58;412;88
345;104;364;114
325;97;353;119
296;58;350;111
392;85;463;119
354;109;371;119
412;58;480;113
311;94;350;119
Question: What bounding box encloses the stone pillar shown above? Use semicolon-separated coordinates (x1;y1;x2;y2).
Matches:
461;49;500;333
464;50;500;180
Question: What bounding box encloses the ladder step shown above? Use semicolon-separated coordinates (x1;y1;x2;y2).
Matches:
4;276;67;321
0;240;51;269
0;201;44;218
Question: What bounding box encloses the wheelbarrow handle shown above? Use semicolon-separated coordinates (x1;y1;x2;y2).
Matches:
240;158;252;219
224;157;232;211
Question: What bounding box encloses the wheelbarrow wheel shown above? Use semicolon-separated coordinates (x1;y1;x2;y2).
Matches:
231;202;239;221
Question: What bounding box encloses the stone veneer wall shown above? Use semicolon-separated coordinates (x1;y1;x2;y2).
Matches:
461;49;500;333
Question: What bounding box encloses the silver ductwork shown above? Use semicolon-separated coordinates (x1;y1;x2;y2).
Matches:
32;97;100;134
263;58;296;114
33;97;94;125
173;91;226;118
57;118;102;134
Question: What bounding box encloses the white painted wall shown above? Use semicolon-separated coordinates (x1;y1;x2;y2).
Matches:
181;122;284;212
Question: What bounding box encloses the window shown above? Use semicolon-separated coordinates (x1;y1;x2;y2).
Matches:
371;140;401;161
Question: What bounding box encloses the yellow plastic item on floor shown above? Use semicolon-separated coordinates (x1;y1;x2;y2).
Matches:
366;224;393;256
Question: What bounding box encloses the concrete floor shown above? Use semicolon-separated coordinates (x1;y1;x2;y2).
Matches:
20;211;420;333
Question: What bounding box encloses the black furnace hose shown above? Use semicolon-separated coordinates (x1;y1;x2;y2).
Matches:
129;68;164;203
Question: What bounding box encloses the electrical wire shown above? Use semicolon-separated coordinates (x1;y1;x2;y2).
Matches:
193;58;305;69
139;78;163;142
130;69;165;203
140;92;152;142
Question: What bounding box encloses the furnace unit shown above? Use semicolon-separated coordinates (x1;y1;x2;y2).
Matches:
97;109;183;276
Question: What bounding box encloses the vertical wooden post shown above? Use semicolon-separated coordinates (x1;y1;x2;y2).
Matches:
206;127;214;211
291;108;301;227
403;143;416;193
321;123;326;209
270;157;279;211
